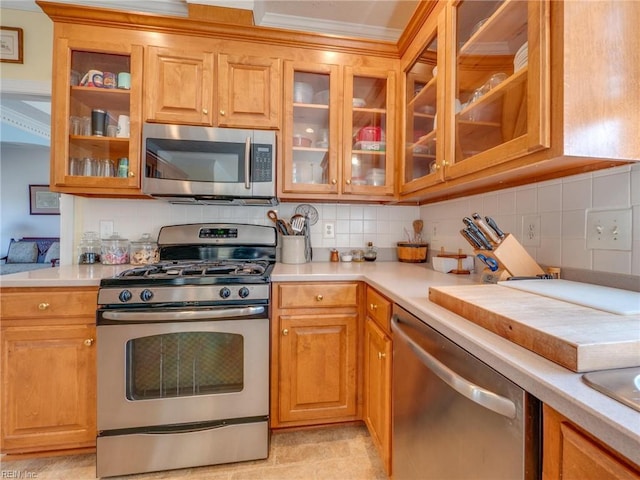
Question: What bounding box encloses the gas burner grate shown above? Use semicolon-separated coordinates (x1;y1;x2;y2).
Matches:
116;260;268;279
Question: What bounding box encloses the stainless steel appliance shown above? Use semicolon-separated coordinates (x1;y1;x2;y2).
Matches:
391;305;540;480
142;124;277;205
96;223;276;478
583;367;640;412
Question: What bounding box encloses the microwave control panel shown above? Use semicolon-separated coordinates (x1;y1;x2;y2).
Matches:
252;144;273;182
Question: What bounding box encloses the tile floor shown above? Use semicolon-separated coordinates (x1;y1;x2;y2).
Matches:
0;424;388;480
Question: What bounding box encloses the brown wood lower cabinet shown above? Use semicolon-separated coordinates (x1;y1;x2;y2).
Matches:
0;287;98;455
270;282;361;428
543;404;640;480
363;286;393;475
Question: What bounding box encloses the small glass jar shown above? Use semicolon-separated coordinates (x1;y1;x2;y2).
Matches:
130;233;159;265
351;249;364;262
364;241;377;262
78;231;101;264
101;233;130;265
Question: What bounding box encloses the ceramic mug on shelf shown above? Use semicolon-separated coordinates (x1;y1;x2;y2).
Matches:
117;115;130;138
80;69;103;87
117;72;131;89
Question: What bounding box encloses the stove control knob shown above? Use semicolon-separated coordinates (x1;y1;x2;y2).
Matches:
140;289;154;302
119;290;133;303
219;287;231;299
239;287;250;298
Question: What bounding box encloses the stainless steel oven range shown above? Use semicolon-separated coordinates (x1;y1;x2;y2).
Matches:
96;223;276;478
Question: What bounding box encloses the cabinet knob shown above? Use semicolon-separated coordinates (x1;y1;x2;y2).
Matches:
346;179;352;185
84;338;95;347
129;171;135;177
331;179;337;185
316;294;324;301
38;302;50;310
282;329;289;336
203;108;209;115
370;303;378;310
219;110;225;116
378;352;386;359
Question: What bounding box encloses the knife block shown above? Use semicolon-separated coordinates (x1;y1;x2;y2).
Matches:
475;234;545;277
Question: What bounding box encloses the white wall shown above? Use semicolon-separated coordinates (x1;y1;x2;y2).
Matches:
420;163;640;276
0;144;60;254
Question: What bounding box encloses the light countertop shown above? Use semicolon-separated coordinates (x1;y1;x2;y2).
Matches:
1;261;638;464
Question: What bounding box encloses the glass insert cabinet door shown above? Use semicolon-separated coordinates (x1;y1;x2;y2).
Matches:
343;66;395;195
453;0;548;170
405;31;440;186
282;62;339;194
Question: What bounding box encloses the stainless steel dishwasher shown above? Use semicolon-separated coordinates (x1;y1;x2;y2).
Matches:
391;305;540;480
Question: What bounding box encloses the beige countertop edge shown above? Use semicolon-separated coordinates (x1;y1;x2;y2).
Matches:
1;261;638;465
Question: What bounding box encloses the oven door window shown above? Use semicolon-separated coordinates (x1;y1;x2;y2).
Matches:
145;138;246;183
126;331;243;400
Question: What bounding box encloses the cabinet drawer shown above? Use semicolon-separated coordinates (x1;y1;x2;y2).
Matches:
0;288;98;320
366;286;392;332
277;283;358;309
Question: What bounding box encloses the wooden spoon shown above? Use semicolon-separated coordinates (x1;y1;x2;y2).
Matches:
412;220;423;243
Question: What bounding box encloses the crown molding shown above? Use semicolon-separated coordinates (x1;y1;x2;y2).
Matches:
0;105;50;139
259;11;402;41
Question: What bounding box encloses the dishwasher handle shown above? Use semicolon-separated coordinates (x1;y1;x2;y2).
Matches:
391;315;517;419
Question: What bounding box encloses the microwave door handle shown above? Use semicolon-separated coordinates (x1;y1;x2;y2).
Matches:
244;136;251;190
391;316;517;419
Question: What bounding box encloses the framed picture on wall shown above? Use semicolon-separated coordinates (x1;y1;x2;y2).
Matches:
0;27;23;64
29;185;60;215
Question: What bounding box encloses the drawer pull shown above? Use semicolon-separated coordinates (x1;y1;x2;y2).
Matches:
316;294;323;301
203;108;209;115
38;302;50;310
282;329;289;336
219;110;225;116
370;303;378;310
84;338;95;347
378;352;386;360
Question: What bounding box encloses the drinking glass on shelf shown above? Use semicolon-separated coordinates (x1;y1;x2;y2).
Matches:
69;157;81;175
82;157;97;176
98;158;115;177
488;72;507;89
81;116;91;136
69;116;81;136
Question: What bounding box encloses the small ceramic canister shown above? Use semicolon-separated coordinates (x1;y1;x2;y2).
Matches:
103;72;117;88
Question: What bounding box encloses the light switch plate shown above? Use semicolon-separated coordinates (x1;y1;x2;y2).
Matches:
585;207;632;250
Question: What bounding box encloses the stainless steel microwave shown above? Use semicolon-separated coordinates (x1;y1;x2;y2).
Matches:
142;124;277;205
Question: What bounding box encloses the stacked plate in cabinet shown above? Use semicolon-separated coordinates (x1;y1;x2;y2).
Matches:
514;42;528;71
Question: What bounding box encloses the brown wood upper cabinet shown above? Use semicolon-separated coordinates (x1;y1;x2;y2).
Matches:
49;36;143;196
400;0;639;204
280;60;397;202
145;46;280;129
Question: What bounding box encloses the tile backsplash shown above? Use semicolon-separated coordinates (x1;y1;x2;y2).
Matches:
62;163;639;276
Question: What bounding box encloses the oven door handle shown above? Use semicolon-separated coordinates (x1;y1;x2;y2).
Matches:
391;315;517;419
101;306;265;322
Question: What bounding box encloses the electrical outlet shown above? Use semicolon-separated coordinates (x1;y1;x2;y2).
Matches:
521;215;540;247
586;208;632;250
431;223;439;241
100;220;114;239
323;222;335;239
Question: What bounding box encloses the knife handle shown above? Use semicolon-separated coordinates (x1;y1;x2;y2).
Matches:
460;229;482;249
484;216;505;239
472;213;500;244
463;217;493;250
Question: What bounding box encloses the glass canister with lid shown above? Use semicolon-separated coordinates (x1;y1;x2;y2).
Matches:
130;233;160;265
101;233;130;265
78;231;101;264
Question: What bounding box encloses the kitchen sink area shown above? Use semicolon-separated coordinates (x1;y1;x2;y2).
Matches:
583;367;640;413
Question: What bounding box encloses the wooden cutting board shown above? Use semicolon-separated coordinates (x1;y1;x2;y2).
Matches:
428;284;640;372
